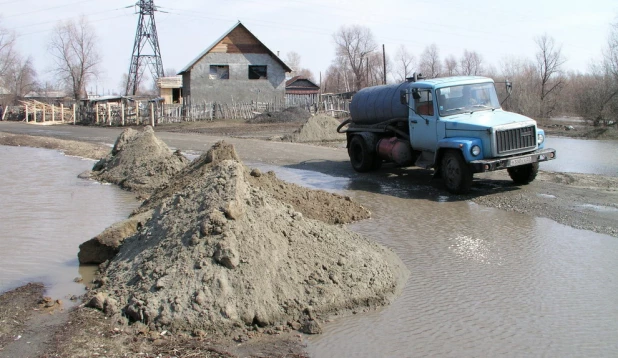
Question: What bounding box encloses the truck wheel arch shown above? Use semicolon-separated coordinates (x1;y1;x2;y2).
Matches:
348;134;381;172
439;149;473;194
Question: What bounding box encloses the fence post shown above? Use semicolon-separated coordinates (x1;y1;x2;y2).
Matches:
95;103;99;124
25;105;28;122
121;103;125;126
150;102;155;127
136;101;140;125
60;104;64;122
42;104;46;122
107;102;111;125
73;103;76;125
52;104;55;122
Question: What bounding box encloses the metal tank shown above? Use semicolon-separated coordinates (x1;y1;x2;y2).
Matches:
349;81;415;124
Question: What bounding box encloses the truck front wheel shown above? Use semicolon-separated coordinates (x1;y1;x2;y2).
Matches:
441;150;473;194
507;163;539;185
348;135;378;172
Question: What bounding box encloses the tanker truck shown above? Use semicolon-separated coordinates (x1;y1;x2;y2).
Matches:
337;75;556;194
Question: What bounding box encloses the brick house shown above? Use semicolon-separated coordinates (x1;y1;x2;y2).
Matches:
178;21;292;106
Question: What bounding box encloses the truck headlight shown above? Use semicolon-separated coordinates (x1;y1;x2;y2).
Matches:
470;145;481;156
537;133;545;144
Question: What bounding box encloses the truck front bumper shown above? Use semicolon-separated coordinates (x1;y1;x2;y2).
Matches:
469;148;556;173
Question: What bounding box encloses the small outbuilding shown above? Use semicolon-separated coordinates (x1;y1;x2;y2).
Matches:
178;21;292;106
285;76;320;105
157;76;183;104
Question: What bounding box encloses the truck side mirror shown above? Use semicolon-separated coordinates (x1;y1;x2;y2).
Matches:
400;90;408;105
506;80;513;94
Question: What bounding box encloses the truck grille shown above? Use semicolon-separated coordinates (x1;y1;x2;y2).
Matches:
496;125;536;154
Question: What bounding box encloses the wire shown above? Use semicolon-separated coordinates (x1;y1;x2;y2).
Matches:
2;0;100;18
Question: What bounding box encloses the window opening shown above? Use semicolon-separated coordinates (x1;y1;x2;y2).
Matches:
209;65;229;79
248;65;267;79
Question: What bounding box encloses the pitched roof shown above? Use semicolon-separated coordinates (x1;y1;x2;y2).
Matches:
178;21;292;74
285;76;319;89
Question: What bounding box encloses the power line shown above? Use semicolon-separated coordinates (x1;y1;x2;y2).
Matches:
3;0;100;18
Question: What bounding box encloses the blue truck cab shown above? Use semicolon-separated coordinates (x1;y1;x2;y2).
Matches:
338;75;556;194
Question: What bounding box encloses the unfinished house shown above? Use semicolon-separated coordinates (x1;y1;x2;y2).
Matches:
178;21;291;106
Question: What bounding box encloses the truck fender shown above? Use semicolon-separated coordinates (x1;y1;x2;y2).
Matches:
435;137;484;167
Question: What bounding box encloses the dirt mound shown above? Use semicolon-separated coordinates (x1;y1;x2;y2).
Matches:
246;168;368;224
92;142;408;337
90;126;189;196
284;115;345;143
247;107;311;124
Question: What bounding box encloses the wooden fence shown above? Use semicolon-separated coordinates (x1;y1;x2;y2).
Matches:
10;97;351;126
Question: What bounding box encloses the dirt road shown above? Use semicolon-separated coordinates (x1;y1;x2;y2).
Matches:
1;120;617;357
1;121;617;238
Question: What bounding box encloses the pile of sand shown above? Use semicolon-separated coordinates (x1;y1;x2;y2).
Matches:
247;107;311;124
89;126;189;196
89;141;408;337
284;115;345;143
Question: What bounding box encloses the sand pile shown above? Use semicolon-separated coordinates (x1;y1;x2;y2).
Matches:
90;141;408;337
247;106;311;124
284;115;345;143
90;126;189;195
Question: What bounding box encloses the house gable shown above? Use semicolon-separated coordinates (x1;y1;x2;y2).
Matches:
179;22;291;74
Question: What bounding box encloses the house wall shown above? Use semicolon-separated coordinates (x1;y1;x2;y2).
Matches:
184;53;287;105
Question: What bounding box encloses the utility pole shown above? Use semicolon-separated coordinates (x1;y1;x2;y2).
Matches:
382;44;387;85
126;0;164;96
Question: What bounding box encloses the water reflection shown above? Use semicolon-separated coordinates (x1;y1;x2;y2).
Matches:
244;163;618;357
0;145;139;301
543;137;618;176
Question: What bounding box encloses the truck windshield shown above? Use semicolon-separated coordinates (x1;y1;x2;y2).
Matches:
436;83;500;117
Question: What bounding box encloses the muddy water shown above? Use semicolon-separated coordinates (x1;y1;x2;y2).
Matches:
543;137;618;176
253;163;618;357
0;145;139;301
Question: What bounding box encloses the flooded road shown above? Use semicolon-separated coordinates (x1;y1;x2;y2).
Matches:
255;163;618;357
1;122;617;357
0;145;139;301
543;137;618;176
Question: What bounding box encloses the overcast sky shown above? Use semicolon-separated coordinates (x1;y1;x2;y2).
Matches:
2;0;616;95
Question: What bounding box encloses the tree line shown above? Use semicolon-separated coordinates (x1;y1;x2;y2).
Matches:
320;20;618;124
1;15;617;125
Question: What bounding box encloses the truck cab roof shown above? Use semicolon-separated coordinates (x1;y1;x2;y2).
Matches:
412;76;495;90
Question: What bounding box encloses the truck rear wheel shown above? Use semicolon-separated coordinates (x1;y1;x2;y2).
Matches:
348;135;377;172
507;163;539;184
441;150;473;194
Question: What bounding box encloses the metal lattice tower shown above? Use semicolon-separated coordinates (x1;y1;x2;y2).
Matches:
126;0;164;96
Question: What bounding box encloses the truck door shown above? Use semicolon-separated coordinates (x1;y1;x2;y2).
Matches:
409;89;438;152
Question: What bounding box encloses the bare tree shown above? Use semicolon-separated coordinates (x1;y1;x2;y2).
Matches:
496;56;539;116
285;51;301;72
3;56;37;102
366;51;389;86
419;44;442;78
284;51;316;81
570;17;618;125
0;28;18;81
535;33;566;118
459;50;484;76
394;45;415;82
164;68;178;76
443;55;458;76
323;56;353;93
333;25;377;90
48;16;101;100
